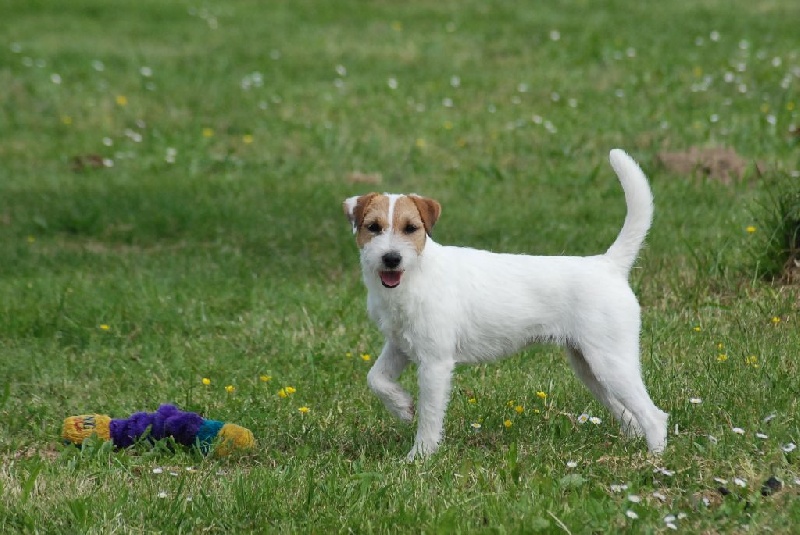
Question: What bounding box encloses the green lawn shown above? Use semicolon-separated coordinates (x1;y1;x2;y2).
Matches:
1;0;799;532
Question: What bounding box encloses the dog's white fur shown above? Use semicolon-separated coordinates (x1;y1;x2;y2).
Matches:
344;149;668;460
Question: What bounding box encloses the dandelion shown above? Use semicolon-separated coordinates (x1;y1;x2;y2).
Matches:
26;236;35;244
577;413;589;424
503;419;513;428
692;325;702;332
589;416;602;425
625;510;638;520
225;385;235;393
360;353;371;362
202;127;214;138
202;377;211;386
116;95;128;106
278;388;287;398
745;355;759;368
536;391;547;400
242;134;253;144
507;400;516;407
782;442;796;453
345;352;352;358
415;138;426;149
732;427;745;435
467;398;476;404
298;406;310;414
771;316;781;325
99;324;110;331
259;375;272;382
514;405;524;414
717;354;728;362
286;386;296;394
690;397;702;404
61;115;72;125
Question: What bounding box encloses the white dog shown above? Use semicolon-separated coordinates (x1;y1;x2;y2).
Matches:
343;149;668;460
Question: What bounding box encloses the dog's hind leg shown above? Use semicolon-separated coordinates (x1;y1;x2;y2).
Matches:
367;341;414;422
578;341;668;454
565;346;644;438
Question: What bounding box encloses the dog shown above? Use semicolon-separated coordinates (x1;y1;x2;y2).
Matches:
343;149;668;460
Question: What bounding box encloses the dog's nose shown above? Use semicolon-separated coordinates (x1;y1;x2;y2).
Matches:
382;251;402;269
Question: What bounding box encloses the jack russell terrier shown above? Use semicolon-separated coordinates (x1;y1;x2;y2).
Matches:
343;149;668;460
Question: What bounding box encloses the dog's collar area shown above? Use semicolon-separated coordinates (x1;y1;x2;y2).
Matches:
379;270;403;288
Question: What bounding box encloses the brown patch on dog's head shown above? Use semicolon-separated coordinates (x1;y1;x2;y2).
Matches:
391;196;434;254
408;195;441;236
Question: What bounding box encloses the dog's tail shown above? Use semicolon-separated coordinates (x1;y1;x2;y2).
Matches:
604;149;654;278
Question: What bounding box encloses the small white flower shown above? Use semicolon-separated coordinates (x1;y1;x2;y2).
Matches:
732;427;745;435
335;64;346;76
794;478;800;486
625;510;638;520
656;467;675;477
614;89;625;98
756;432;768;439
766;115;777;125
442;98;453;108
152;467;163;474
50;73;62;85
567;98;577;108
450;75;460;88
531;114;543;125
708;435;718;444
689;397;702;404
550;92;560;102
627;494;641;503
677;513;688;520
762;413;777;423
577;413;589;424
734;477;746;488
589;416;602;425
772;57;782;67
664;514;676;523
185;496;193;502
102;137;113;147
517;83;528;93
724;71;735;83
781;442;796;453
702;497;710;506
387;77;398;90
626;47;636;58
157;490;168;499
610;484;628;493
566;461;578;468
470;422;482;430
10;42;22;53
714;477;728;485
140;66;153;77
91;59;105;71
269;49;281;60
739;39;750;50
102;158;114;168
666;523;678;531
652;491;667;502
549;30;561;41
709;114;719;123
710;30;720;41
165;147;177;164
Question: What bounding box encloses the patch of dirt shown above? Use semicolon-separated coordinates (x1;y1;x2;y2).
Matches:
656;146;761;184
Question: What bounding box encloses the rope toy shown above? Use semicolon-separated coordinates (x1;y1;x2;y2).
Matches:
62;404;255;456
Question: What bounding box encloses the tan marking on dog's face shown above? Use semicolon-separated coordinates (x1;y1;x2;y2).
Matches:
391;196;430;254
354;194;390;248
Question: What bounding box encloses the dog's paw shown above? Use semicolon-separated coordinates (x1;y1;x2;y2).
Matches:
405;440;438;462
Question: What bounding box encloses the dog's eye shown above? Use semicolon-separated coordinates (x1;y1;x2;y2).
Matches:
366;222;382;233
403;224;419;234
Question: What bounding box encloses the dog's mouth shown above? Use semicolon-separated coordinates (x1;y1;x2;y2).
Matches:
379;270;403;288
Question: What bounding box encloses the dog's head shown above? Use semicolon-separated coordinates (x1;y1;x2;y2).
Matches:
343;193;441;289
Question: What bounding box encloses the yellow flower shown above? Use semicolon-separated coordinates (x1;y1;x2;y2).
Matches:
533;409;540;414
61;115;73;125
467;397;477;404
298;406;310;414
507;400;515;408
115;95;128;106
692;66;703;78
278;388;287;398
391;21;403;32
360;354;371;362
503;419;513;428
345;352;352;358
745;355;759;368
514;405;524;414
99;324;110;331
285;386;297;394
746;225;756;234
415;138;426;149
693;325;702;332
26;236;36;244
717;353;728;362
225;385;235;393
202;127;214;138
202;377;211;386
716;342;724;350
760;103;770;114
771;316;781;325
536;391;547;400
242;134;253;144
259;375;272;382
788;102;796;111
443;121;453;130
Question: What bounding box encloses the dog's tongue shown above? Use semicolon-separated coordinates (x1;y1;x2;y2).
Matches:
379;271;402;288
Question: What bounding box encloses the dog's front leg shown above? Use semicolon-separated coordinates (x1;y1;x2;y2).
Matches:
367;341;414;422
407;359;455;461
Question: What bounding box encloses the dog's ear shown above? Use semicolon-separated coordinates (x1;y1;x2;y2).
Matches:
343;193;379;234
409;195;441;236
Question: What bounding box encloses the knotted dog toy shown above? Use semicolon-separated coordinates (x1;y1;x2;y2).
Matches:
62;404;255;456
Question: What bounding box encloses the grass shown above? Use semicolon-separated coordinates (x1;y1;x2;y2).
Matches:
1;0;799;531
